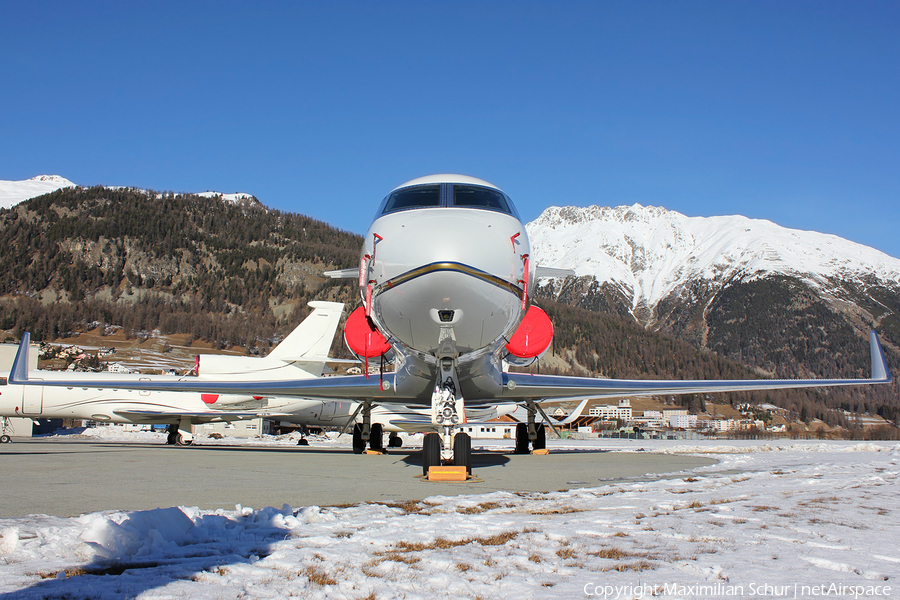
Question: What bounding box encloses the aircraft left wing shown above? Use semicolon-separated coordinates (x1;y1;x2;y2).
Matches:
500;331;891;400
9;333;394;398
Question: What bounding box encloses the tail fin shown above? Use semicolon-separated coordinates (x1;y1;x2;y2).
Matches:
267;301;345;362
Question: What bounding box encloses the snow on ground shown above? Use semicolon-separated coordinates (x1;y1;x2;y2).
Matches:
1;438;897;599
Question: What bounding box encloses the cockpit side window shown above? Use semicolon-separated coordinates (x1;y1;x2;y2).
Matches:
380;185;442;214
451;185;513;215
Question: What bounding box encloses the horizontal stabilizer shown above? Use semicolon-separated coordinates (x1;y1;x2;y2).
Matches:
534;266;575;278
323;268;358;279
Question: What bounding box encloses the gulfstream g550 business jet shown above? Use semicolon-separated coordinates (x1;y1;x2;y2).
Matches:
10;175;892;473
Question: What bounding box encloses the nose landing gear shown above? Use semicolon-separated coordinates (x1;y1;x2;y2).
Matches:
423;358;472;478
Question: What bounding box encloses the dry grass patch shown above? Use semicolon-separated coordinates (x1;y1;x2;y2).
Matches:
303;565;337;586
605;561;655;572
457;501;501;514
556;547;577;560
528;505;585;515
383;500;437;515
370;552;421;566
590;547;628;560
710;498;738;505
390;530;523;554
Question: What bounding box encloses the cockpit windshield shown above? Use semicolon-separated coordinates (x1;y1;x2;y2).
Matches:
381;185;442;214
452;185;512;213
377;182;519;218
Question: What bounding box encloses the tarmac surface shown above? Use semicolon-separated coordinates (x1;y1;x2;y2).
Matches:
0;437;717;518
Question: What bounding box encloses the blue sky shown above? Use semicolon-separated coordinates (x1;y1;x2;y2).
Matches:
3;1;899;257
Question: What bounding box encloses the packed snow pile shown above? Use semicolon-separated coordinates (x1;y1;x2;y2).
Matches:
0;440;897;599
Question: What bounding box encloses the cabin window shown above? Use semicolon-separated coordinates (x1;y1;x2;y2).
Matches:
380;185;441;214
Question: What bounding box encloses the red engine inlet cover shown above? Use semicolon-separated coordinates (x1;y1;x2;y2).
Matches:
344;306;391;358
505;305;554;358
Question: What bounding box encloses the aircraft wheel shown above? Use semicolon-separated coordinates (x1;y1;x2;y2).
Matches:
388;433;402;448
369;423;384;451
297;438;309;446
533;424;546;451
453;432;472;475
514;423;530;454
175;434;192;447
352;424;366;454
0;435;10;444
422;432;442;476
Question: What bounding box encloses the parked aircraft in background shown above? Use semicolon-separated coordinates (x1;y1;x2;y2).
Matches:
1;302;346;445
10;175;892;476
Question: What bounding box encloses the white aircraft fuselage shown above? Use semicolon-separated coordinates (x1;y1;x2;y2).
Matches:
362;175;530;404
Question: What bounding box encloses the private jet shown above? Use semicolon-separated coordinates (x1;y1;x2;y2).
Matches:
1;301;346;445
10;175;892;475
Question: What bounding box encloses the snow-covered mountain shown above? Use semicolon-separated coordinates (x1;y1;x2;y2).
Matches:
0;176;256;208
528;204;900;324
0;175;77;209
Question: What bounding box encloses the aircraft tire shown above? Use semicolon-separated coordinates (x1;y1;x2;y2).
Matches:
514;423;530;454
453;432;472;475
175;434;192;447
370;423;384;451
352;424;365;454
297;438;309;446
0;435;10;444
422;432;441;476
388;433;402;448
533;424;546;451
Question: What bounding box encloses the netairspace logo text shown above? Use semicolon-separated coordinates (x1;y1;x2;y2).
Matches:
583;582;892;599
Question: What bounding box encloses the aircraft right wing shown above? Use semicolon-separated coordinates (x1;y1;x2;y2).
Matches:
500;331;891;400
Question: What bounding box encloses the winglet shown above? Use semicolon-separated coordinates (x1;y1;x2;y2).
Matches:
10;333;30;383
870;331;891;382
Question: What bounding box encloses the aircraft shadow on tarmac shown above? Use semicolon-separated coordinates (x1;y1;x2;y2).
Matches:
399;450;510;469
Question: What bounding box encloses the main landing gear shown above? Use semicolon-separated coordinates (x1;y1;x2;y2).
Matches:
1;417;13;443
346;400;386;454
166;420;193;446
514;401;548;454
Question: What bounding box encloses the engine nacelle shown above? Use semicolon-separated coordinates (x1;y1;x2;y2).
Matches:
344;306;391;358
504;305;553;366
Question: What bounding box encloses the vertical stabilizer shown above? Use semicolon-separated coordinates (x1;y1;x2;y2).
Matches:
267;301;345;361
